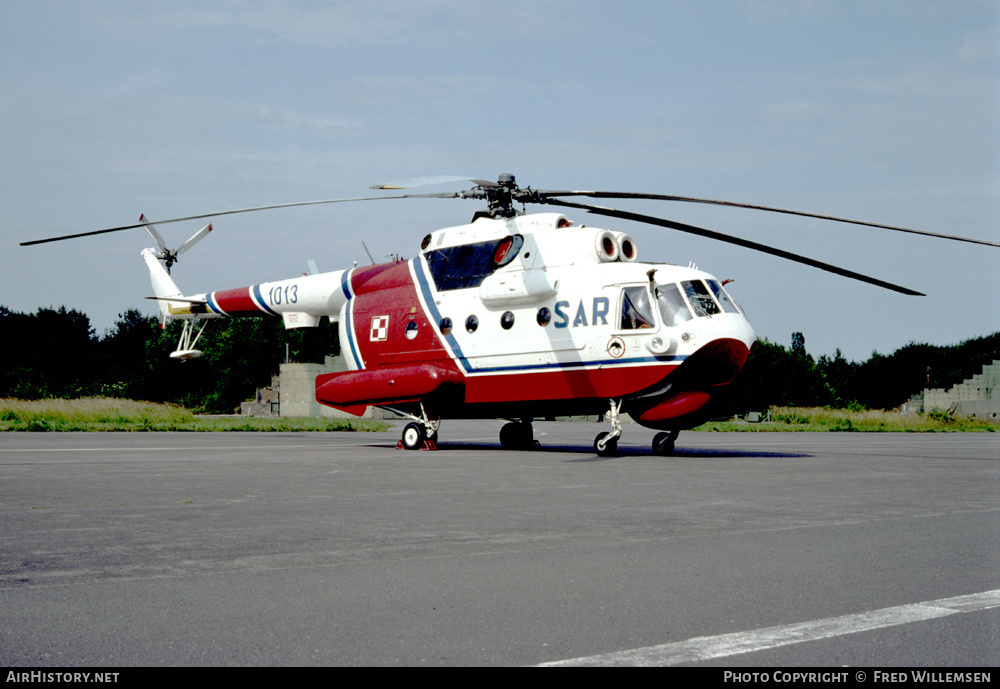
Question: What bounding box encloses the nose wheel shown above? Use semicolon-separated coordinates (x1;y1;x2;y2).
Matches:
652;430;679;456
594;399;623;457
594;432;618;456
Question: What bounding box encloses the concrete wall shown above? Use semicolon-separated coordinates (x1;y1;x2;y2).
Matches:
240;375;280;417
279;356;388;420
923;360;999;420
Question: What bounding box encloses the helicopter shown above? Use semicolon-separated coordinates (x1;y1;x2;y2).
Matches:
21;174;1000;456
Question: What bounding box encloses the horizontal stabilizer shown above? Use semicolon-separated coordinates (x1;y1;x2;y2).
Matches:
145;296;207;305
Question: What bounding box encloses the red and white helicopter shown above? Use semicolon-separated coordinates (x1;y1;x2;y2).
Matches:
22;175;999;455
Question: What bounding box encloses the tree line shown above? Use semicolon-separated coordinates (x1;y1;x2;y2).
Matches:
723;330;1000;412
0;306;337;413
2;305;997;414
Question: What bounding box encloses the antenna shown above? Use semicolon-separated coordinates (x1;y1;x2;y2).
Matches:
362;241;375;265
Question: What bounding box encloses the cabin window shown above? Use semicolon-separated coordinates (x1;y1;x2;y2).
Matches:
619;286;656;330
654;283;693;327
466;315;479;333
439;317;453;335
501;311;515;330
536;307;551;326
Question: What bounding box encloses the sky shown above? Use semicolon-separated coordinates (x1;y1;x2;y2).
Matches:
2;0;998;363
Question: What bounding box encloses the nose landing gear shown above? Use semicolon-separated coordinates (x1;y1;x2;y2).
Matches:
594;400;623;457
652;430;679;456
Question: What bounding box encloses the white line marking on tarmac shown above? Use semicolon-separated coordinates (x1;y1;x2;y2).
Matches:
539;589;1000;666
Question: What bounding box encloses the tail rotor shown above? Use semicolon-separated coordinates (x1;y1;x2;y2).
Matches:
140;214;212;273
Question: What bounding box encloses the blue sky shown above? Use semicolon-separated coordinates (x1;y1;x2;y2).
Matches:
3;1;998;362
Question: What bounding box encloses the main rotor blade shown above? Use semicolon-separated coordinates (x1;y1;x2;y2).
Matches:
543;198;925;296
371;175;492;190
534;190;999;248
19;192;461;246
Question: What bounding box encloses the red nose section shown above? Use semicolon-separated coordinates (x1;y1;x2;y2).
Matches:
676;337;752;388
636;391;713;424
632;338;751;429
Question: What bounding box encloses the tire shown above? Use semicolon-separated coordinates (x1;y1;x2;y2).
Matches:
652;432;675;456
499;421;532;450
402;422;425;450
594;432;618;457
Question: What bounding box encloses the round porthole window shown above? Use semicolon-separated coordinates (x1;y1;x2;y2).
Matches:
404;320;418;340
440;317;453;336
466;315;479;333
536;307;551;326
501;311;515;330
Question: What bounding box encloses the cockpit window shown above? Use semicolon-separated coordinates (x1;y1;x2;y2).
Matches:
682;280;721;317
620;286;656;330
707;279;741;314
654;283;693;327
424;236;523;291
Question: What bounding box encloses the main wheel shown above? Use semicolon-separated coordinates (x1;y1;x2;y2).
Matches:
499;421;533;450
594;432;618;457
401;422;426;450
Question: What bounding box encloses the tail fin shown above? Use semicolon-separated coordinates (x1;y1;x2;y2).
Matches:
139;215;214;324
141;248;185;322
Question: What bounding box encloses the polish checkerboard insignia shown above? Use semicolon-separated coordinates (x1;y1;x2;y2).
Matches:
370;315;389;341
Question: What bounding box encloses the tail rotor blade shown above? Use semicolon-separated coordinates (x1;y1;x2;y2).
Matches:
139;214;168;255
175;223;213;257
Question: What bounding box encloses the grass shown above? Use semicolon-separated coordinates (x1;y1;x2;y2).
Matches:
695;406;998;432
2;399;996;433
0;398;390;432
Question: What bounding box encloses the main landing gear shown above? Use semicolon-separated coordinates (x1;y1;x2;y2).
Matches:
396;404;440;451
499;419;537;450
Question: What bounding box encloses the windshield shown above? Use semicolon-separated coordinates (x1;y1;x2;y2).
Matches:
682;280;721;317
707;279;741;314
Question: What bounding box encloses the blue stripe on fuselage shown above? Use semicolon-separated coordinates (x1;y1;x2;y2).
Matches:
252;284;278;315
412;257;470;372
340;269;363;369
